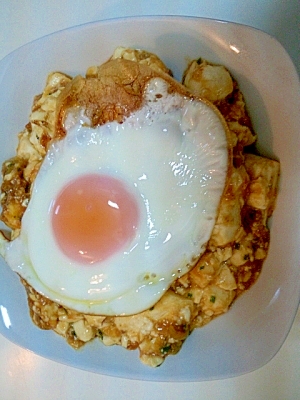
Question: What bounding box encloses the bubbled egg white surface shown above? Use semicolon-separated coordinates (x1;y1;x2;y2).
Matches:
1;78;229;315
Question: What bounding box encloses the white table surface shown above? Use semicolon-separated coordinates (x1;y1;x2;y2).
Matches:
0;1;299;399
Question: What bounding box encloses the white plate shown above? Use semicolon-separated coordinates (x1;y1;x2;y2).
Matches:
0;16;299;382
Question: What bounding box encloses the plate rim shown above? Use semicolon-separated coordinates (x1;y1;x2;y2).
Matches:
0;14;299;382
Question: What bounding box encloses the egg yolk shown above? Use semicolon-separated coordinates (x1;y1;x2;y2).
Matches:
51;174;139;264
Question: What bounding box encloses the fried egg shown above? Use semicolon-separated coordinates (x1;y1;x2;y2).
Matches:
0;78;229;315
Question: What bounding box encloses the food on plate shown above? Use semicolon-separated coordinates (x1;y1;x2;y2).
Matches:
0;47;280;367
1;53;231;316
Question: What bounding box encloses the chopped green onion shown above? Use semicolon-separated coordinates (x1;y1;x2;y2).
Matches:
97;330;103;340
161;345;171;354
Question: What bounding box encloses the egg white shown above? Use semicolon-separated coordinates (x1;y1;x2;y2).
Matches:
1;78;229;315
